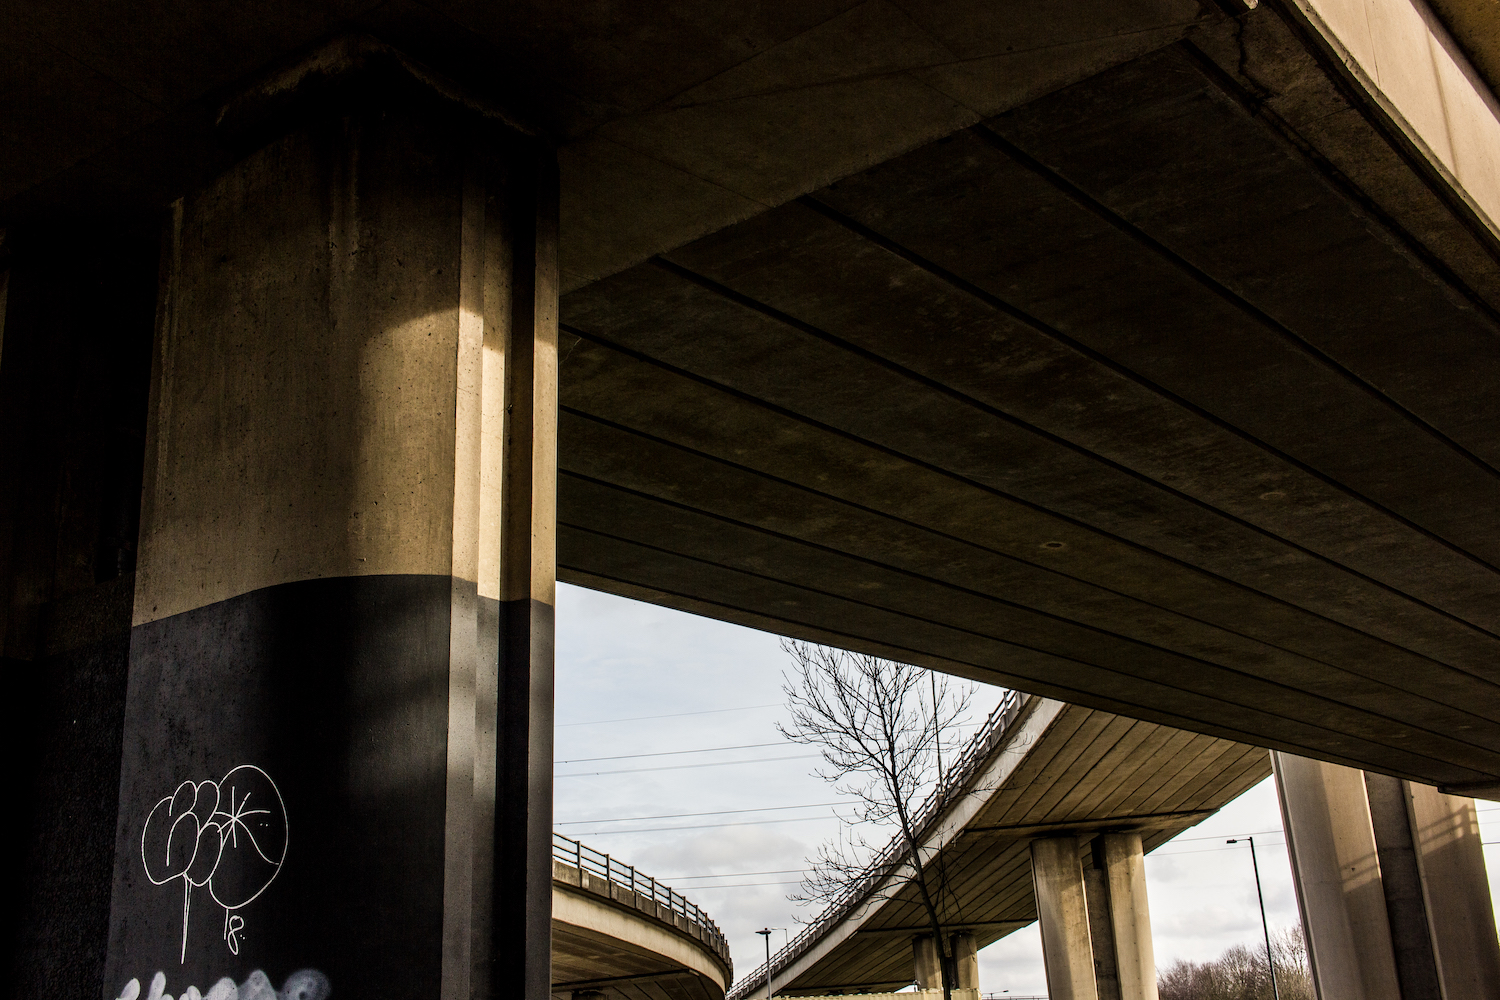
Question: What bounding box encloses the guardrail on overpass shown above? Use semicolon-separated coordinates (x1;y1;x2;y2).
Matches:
729;689;1028;999
553;831;734;975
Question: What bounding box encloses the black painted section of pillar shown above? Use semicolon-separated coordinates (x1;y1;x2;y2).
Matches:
7;628;132;997
104;576;454;999
492;598;554;999
1365;772;1442;1000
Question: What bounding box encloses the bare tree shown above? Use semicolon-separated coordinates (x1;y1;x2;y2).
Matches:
778;640;976;999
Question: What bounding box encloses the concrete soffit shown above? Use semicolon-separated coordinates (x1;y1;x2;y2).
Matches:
1274;0;1500;241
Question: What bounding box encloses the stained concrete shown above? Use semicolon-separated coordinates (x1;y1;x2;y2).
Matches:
553;8;1500;790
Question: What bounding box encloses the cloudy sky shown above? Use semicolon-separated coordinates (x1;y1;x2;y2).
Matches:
553;582;1500;995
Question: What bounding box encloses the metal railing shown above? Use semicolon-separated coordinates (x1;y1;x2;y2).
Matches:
727;689;1029;999
553;831;733;970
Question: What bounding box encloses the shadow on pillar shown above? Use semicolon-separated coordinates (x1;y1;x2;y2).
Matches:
1274;751;1500;1000
1;225;159;997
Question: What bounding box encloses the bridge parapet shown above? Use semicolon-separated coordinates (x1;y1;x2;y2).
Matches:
729;690;1028;999
553;832;734;982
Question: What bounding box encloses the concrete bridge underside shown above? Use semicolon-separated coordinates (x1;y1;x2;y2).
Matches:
7;0;1500;995
751;698;1270;996
552;6;1500;793
550;869;730;1000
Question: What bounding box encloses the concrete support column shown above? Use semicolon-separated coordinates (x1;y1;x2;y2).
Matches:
1273;752;1402;1000
101;41;556;1000
1082;863;1119;1000
1275;752;1500;1000
1398;780;1500;999
913;934;942;990
1098;834;1158;1000
1031;836;1099;1000
1;227;157;996
951;931;979;990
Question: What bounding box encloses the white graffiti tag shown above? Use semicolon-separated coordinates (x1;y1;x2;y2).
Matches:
141;765;288;962
115;968;329;1000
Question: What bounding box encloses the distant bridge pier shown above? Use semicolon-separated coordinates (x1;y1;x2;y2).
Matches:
1274;753;1500;1000
1031;836;1100;1000
1031;833;1160;1000
911;931;978;992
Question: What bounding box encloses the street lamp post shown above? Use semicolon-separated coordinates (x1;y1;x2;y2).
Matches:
762;929;774;995
1227;836;1280;1000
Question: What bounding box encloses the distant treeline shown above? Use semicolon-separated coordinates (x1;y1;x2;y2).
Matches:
1158;926;1313;1000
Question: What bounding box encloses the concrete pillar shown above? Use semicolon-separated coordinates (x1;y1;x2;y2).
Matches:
100;40;557;1000
1279;753;1500;1000
1364;772;1443;1000
1098;834;1158;1000
951;931;979;990
1031;836;1100;1000
1273;752;1402;1000
1;227;157;995
913;934;942;990
1404;781;1500;1000
1082;864;1119;1000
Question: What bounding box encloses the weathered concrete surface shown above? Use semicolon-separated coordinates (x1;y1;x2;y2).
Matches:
0;2;1242;294
752;698;1267;996
1099;834;1157;1000
1405;782;1500;999
93;62;561;999
1292;0;1500;236
555;2;1500;791
1032;837;1100;1000
1273;754;1500;1000
551;861;729;1000
0;230;156;997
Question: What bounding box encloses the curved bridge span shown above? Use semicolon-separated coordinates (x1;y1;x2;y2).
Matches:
552;834;733;1000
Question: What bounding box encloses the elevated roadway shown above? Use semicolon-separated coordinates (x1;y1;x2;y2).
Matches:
552;835;733;1000
728;694;1269;997
553;0;1500;794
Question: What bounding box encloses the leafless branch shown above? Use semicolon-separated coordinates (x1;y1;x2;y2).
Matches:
777;640;978;997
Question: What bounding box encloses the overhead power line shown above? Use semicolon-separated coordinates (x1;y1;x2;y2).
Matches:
660;868;809;881
556;741;787;765
557;703;782;727
557;801;844;826
681;879;805;889
565;812;857;836
556;753;818;778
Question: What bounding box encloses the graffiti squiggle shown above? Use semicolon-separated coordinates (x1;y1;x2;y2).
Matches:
140;765;288;962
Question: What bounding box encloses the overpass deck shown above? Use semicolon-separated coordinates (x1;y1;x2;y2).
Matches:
553;834;733;1000
730;696;1269;997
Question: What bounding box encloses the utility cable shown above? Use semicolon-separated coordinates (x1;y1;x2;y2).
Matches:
558;703;782;727
556;753;818;778
556;741;787;765
557;801;844;826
